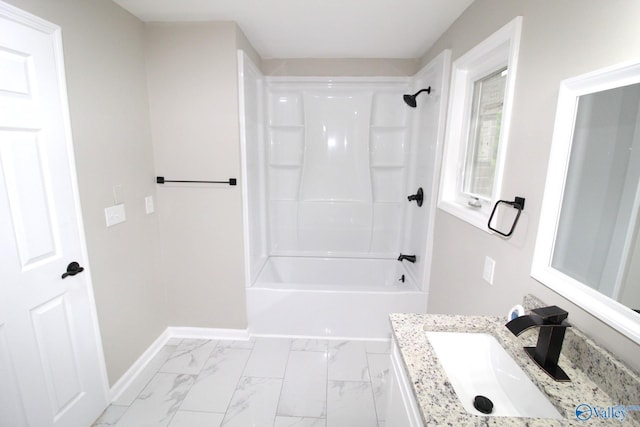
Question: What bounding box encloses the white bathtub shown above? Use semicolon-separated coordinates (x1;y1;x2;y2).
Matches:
246;257;427;338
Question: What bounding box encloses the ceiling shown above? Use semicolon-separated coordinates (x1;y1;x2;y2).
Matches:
112;0;474;59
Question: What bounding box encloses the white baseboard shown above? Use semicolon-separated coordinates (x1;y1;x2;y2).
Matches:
108;328;170;402
108;326;249;402
167;326;250;341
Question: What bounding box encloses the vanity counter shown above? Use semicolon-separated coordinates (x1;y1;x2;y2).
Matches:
390;313;640;426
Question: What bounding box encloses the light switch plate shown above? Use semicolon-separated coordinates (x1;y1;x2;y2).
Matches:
483;256;495;285
145;195;154;214
105;204;126;227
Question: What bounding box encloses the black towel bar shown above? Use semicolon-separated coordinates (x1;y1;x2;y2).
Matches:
156;176;236;186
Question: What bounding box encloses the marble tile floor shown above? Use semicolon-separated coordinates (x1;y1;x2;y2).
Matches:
93;337;391;427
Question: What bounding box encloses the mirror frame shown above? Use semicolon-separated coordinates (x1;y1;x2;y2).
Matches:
532;60;640;345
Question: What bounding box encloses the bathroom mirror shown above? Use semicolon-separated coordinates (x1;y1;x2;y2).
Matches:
532;60;640;345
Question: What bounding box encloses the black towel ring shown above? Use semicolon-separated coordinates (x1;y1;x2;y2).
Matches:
487;197;525;237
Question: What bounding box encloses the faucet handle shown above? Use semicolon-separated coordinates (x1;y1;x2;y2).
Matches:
505;315;541;336
532;305;569;325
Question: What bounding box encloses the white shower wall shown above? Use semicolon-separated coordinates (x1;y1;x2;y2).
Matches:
239;50;451;295
400;51;451;293
239;51;269;283
266;78;411;258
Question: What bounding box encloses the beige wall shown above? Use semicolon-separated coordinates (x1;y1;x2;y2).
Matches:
4;0;167;385
423;0;640;371
145;22;250;328
262;58;419;76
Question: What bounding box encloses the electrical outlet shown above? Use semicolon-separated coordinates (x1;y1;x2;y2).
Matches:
483;256;495;285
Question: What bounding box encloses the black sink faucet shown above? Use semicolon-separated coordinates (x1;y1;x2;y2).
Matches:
397;254;416;263
505;305;571;382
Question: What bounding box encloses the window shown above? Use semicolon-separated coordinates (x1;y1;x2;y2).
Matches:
439;17;522;230
463;67;507;199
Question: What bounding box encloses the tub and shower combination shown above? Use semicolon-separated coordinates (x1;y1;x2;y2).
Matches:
238;50;450;338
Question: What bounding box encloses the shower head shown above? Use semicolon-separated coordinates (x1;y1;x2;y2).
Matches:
403;87;432;108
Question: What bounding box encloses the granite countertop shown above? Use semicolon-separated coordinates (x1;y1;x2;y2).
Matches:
389;313;640;426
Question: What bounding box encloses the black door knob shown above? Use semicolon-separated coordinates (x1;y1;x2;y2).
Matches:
407;188;424;207
62;261;84;279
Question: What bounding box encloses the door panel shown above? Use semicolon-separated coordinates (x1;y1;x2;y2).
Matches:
0;323;28;427
0;47;32;95
31;295;84;420
0;130;60;269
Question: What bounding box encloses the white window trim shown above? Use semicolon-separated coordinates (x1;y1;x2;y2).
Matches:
438;17;522;231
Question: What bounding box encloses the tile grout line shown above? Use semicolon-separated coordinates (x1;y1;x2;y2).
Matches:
168;339;219;426
366;351;382;427
275;339;329;424
220;339;257;424
271;338;294;424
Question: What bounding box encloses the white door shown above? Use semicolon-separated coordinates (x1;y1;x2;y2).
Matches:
0;2;108;426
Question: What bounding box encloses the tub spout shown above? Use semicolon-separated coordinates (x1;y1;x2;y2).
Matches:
397;254;416;263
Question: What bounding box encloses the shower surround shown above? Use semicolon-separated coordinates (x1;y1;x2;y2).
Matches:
239;51;450;337
267;79;410;257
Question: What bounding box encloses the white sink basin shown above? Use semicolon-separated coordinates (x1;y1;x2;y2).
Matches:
425;331;562;419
